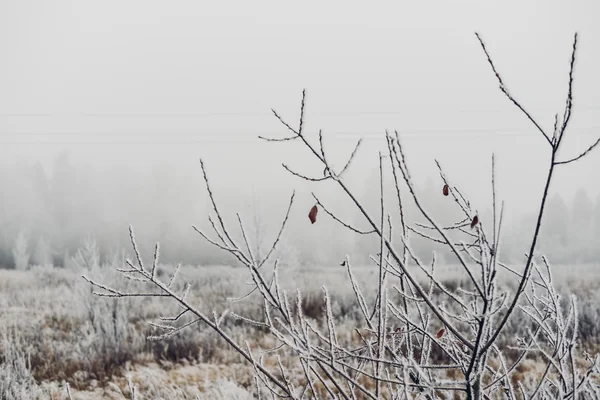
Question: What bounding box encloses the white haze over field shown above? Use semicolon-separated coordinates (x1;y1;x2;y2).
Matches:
0;0;598;266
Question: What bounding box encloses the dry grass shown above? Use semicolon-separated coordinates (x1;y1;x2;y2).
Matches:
0;262;598;399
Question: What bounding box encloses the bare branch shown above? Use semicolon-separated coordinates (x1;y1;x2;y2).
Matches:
258;191;295;268
475;32;552;146
312;193;376;235
282;163;330;182
339;138;363;178
554;137;600;165
199;158;240;249
556;33;578;147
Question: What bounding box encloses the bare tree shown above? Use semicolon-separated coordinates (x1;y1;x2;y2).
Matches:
68;236;101;271
84;33;600;399
12;231;30;271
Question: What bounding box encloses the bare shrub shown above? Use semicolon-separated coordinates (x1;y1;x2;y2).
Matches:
0;325;46;400
68;236;101;271
86;33;600;399
76;263;144;381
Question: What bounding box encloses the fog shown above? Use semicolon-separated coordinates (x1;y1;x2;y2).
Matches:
0;0;599;268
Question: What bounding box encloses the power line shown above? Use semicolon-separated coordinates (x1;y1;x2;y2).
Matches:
0;132;597;144
0;128;597;136
0;105;600;118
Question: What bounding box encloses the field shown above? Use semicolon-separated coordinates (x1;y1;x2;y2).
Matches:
1;261;599;399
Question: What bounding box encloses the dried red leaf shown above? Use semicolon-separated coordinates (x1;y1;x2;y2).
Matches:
436;328;445;339
442;184;449;196
471;215;479;229
308;205;318;224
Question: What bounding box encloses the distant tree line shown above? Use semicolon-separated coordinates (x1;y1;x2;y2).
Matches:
509;188;600;264
0;153;597;269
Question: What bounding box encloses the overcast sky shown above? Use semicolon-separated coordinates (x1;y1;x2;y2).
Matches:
0;0;599;222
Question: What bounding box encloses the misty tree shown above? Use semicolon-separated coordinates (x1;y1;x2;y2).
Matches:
30;162;51;219
570;187;594;262
32;236;53;266
68;236;101;271
12;232;29;271
571;188;592;233
50;151;77;230
538;193;570;261
246;187;267;263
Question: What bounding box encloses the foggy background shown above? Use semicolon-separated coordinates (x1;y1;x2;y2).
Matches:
0;0;598;269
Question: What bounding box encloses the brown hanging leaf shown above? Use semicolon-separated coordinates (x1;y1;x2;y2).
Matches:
471;215;479;229
308;205;318;224
442;184;449;196
436;328;446;339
